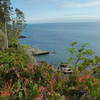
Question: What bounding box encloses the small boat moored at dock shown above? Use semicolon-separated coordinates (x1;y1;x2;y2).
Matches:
59;63;73;74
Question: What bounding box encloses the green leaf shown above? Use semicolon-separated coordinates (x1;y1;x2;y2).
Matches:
0;97;8;100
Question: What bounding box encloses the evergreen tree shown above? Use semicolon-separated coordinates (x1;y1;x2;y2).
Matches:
0;0;12;49
0;0;25;49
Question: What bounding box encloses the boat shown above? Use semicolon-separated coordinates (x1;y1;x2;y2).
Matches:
59;63;73;74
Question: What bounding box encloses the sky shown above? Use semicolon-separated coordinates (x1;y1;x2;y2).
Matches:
12;0;100;23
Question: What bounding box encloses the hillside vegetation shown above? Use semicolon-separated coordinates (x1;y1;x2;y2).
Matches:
0;0;100;100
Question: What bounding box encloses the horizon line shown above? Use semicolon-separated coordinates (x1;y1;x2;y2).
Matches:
26;21;100;24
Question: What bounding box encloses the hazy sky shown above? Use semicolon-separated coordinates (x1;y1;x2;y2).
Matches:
12;0;100;23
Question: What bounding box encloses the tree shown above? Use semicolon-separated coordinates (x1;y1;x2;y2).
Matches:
0;0;12;49
0;0;25;48
8;8;25;46
0;29;5;50
67;42;100;72
15;8;25;34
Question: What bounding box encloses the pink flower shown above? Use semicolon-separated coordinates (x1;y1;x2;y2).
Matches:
39;87;47;93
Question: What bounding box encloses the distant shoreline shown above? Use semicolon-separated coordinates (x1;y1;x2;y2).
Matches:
26;21;100;25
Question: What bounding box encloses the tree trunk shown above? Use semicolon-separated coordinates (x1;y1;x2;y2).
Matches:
4;23;8;49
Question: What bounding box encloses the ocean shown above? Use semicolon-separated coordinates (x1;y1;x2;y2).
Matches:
21;22;100;66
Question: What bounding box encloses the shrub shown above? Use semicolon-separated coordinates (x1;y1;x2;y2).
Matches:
0;42;100;100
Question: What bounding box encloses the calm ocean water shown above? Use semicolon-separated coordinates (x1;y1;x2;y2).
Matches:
21;22;100;66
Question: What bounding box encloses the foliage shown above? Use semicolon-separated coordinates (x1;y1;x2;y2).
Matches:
0;0;25;49
0;48;100;100
1;0;100;100
0;39;100;100
0;0;12;23
67;42;100;72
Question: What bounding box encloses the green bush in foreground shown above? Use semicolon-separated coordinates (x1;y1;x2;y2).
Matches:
0;43;100;100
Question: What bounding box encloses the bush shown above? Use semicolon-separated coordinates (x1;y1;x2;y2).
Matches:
0;42;100;100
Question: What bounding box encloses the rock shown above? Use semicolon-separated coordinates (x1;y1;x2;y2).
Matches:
19;35;27;39
38;61;47;64
51;51;56;54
